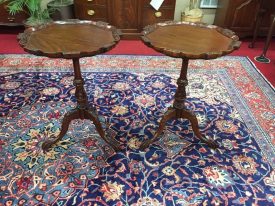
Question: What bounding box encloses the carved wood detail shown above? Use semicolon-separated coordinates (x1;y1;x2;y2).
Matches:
140;21;240;150
142;21;241;59
18;20;122;152
18;20;121;59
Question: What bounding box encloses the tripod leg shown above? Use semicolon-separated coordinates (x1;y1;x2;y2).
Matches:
255;14;275;63
140;108;176;150
180;110;218;149
42;109;79;151
249;8;265;48
84;110;121;152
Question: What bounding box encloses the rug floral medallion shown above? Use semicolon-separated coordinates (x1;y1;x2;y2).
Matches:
0;55;274;206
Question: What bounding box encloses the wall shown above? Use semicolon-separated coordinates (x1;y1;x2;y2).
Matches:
174;0;216;24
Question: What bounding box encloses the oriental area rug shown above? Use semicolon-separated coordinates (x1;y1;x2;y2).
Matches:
0;55;274;206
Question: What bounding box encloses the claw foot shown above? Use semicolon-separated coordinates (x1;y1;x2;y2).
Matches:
106;137;121;152
42;139;56;152
201;136;219;149
139;140;152;151
112;144;121;152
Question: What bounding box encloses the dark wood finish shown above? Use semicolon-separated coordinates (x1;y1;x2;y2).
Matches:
249;0;266;47
18;20;121;152
261;14;275;56
142;7;175;26
76;0;107;5
73;0;176;39
0;2;28;26
214;0;275;38
252;0;275;32
249;0;275;48
74;1;108;22
140;21;241;150
18;20;120;59
254;14;275;63
108;0;141;37
142;21;240;59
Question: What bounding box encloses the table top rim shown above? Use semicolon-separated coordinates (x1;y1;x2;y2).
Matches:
141;21;241;60
17;19;121;59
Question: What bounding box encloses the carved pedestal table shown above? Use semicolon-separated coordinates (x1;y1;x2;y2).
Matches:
18;20;121;152
139;21;241;150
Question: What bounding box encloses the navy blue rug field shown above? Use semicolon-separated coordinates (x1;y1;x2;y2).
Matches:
0;55;274;206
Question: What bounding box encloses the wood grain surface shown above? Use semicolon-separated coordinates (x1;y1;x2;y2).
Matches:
141;21;241;59
18;20;121;59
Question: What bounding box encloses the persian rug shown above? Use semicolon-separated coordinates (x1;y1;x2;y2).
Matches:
0;54;274;206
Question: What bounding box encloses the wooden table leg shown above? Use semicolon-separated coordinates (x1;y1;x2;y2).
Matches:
140;58;219;151
42;58;120;152
248;5;265;48
255;14;275;63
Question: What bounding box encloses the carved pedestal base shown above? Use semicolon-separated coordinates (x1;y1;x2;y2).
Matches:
140;58;218;151
139;107;219;150
42;107;121;152
42;58;120;152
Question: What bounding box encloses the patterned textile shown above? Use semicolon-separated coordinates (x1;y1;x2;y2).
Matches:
0;55;274;206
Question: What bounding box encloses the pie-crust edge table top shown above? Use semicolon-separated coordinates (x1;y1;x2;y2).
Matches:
139;21;241;150
18;19;121;59
17;20;122;152
141;21;241;59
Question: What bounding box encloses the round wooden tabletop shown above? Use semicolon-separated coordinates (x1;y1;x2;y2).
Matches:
18;20;121;59
141;21;241;59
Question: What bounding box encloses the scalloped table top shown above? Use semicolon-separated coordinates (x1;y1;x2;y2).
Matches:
18;20;121;59
141;21;241;59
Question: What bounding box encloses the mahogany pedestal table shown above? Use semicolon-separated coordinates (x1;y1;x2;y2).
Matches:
139;21;241;150
18;20;121;152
